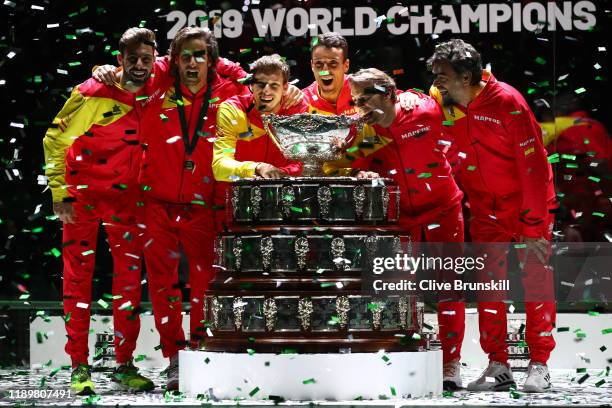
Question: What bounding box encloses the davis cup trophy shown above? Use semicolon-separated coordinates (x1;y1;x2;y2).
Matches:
183;114;439;400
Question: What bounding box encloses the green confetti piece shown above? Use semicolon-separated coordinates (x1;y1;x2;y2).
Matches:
367;303;380;311
527;88;536;95
36;331;44;343
135;354;147;362
547;153;560;163
136;95;149;101
574;87;586;94
209;96;220;103
467;165;476;171
588;176;601;183
320;282;336;288
595;379;605;387
302;378;316;384
509;110;522;115
253;37;264;43
49;367;61;377
240;48;252;54
514;243;527;249
111;50;120;56
311;37;319;47
561;154;576;160
31;227;43;233
97;299;109;309
249;387;260;397
535;57;546;65
346;146;359;153
577;367;587;373
142;185;152;191
204;357;210;364
81;249;95;256
19;293;30;300
600;345;607;352
191;200;206;206
588;310;600;316
68;61;82;67
417;172;432;178
602;328;612;334
247;348;256;355
65;34;77;40
509;389;521;399
390;386;396;396
290;206;303;213
442;120;454;126
583;138;590;145
64;312;71;322
593;212;605;218
318;70;330;76
223;148;236;153
557;326;569;332
442;390;454;397
381;355;390;363
577;373;590;384
565;163;579;169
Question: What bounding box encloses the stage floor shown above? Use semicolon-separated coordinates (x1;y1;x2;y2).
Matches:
0;366;609;406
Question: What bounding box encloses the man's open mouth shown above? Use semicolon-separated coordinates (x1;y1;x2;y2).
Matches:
186;70;199;79
321;78;334;86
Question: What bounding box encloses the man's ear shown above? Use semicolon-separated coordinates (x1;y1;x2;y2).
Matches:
117;53;123;67
462;71;472;86
284;82;289;92
343;58;350;74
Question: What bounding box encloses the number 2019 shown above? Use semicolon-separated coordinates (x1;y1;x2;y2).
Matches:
166;10;243;39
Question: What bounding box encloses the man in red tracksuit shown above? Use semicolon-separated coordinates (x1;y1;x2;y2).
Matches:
43;28;157;395
213;54;305;181
428;39;556;393
342;68;466;391
138;26;250;390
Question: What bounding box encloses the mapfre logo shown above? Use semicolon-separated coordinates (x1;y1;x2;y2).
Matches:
400;126;431;139
473;114;501;125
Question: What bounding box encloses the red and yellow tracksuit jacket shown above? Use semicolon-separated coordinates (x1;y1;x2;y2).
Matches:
139;71;249;204
347;92;464;228
302;76;357;116
541;111;611;160
212;93;307;181
43;77;157;202
431;72;556;238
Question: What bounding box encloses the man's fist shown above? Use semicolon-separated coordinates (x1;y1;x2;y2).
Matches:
93;64;119;85
53;202;75;224
255;163;288;179
355;170;380;179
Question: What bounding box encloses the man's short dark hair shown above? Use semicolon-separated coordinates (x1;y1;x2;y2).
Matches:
427;39;482;86
311;32;349;60
168;26;219;68
118;27;156;55
250;54;290;83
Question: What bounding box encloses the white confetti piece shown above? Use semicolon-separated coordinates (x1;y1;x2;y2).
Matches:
166;135;181;144
76;302;89;309
119;301;132;310
484;308;498;314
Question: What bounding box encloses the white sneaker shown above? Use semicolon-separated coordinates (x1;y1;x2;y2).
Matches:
467;361;516;391
523;362;551;393
443;360;462;390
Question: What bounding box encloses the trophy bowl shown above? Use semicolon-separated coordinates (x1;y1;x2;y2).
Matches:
263;113;359;177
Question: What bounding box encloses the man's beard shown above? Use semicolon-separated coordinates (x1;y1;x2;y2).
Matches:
441;92;458;107
124;70;148;87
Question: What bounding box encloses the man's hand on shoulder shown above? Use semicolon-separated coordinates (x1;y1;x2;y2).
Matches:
282;84;305;109
93;64;119;86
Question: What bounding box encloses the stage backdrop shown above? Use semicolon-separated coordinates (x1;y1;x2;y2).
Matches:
0;0;609;361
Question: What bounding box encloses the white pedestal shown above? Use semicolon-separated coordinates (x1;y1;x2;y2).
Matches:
179;349;442;401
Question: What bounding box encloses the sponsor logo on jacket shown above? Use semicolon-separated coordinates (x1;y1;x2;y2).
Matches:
400;126;431;139
473;114;501;125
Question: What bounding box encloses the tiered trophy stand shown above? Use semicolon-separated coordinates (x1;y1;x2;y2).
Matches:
179;114;442;400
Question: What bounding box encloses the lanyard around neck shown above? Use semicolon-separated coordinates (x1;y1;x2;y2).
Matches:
174;76;214;156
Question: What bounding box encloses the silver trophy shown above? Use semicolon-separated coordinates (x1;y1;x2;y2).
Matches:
263;113;359;177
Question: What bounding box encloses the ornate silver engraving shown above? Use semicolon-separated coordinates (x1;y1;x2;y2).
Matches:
263;298;277;331
416;300;424;330
317;186;332;218
354;185;365;217
394;186;401;221
365;235;379;266
214;237;224;266
392;236;402;254
250;186;262;219
211;297;221;329
233;297;246;330
398;296;409;329
232;237;243;270
370;298;384;330
336;296;350;329
281;186;295;218
298;298;313;331
331;237;347;270
294;237;309;270
260;236;273;271
231;186;239;219
382;187;390;217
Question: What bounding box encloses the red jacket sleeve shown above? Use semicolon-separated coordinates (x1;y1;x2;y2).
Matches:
216;58;248;83
507;108;551;237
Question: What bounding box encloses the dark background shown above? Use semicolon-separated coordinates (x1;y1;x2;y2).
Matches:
0;0;610;303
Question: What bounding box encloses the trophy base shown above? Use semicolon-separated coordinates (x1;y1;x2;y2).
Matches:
179;349;442;400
